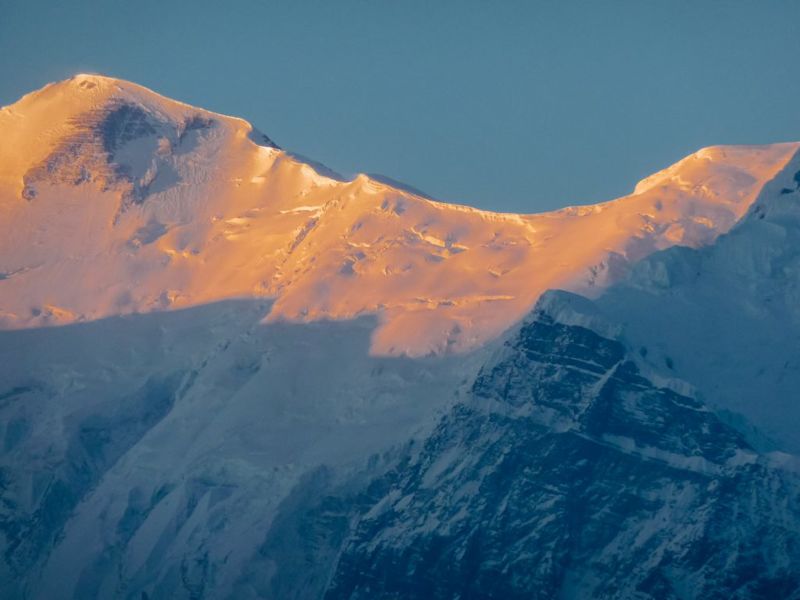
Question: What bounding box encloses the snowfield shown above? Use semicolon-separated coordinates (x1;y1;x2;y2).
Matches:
1;74;796;355
1;75;800;599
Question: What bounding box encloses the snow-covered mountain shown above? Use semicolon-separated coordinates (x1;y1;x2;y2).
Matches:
317;162;800;598
1;74;797;355
593;148;800;455
2;75;800;599
323;291;800;599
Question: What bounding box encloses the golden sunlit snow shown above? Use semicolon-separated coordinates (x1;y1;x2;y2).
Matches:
1;75;797;354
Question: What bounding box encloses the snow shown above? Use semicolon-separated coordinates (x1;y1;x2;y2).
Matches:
0;300;485;598
1;74;800;598
583;149;800;453
1;75;797;355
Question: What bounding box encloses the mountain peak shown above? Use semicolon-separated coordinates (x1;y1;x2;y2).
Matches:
47;73;203;110
1;76;798;355
9;73;191;118
633;143;800;201
67;72;125;89
0;74;279;204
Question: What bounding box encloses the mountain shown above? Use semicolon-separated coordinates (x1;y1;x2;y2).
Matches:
2;75;800;599
318;167;800;597
0;301;484;599
591;149;800;455
322;291;800;599
1;74;797;355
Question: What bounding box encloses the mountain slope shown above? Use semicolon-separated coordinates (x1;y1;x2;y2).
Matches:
234;152;800;598
2;74;800;599
5;260;799;599
592;146;800;453
1;74;797;354
305;152;800;599
322;292;800;599
0;301;483;599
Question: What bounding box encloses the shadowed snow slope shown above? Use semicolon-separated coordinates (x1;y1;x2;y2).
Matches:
594;148;800;454
0;301;483;599
1;74;798;355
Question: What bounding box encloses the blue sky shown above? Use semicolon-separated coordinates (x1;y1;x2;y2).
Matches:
1;0;799;212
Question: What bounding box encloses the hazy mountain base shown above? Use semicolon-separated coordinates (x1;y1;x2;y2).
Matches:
0;301;482;599
2;293;800;599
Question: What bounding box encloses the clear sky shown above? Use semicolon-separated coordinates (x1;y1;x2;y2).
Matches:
1;0;799;213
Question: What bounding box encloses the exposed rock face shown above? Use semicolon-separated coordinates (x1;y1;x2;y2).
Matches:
21;99;223;209
323;297;800;599
3;292;798;599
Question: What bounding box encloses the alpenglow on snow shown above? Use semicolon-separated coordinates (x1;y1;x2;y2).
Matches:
1;75;799;599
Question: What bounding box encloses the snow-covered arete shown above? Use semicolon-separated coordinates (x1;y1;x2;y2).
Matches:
1;75;796;355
